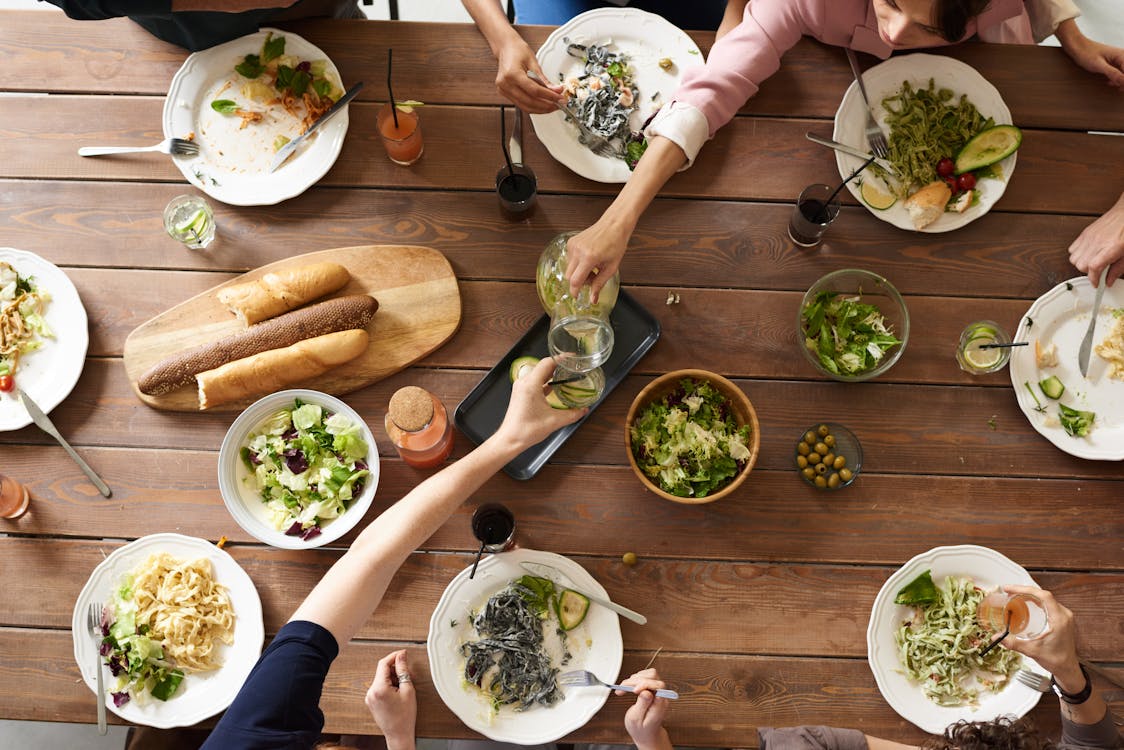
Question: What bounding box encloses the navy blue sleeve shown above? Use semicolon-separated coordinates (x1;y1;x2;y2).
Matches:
201;620;340;750
38;0;171;20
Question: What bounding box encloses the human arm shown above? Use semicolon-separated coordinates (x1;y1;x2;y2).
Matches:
461;0;563;113
42;0;297;18
1069;191;1124;287
365;650;417;750
716;0;749;41
1054;18;1124;89
615;669;674;750
288;356;586;646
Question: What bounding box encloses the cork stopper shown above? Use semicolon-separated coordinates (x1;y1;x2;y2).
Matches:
388;386;434;432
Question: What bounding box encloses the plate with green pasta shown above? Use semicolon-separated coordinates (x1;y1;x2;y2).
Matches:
832;54;1016;233
867;545;1045;734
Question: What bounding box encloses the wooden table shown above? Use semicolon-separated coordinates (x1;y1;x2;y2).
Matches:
1;12;1122;746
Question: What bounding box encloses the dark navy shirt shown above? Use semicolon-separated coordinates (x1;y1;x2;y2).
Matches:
201;620;339;750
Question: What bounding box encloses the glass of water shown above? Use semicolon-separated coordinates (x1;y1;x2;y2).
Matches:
163;194;215;249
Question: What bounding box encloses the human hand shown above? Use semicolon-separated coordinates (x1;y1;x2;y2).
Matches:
1068;195;1124;287
618;669;674;750
494;37;564;114
364;650;417;750
564;218;631;301
1057;22;1124;89
494;356;586;449
999;586;1081;682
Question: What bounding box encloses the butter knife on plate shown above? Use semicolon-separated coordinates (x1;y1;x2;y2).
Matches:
270;81;364;173
17;388;111;497
520;560;647;625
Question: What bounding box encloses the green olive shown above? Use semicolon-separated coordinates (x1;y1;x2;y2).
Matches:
796;455;808;468
839;468;854;482
815;463;828;475
807;452;821;464
814;442;828;455
622;552;638;566
821;453;835;467
833;455;847;469
802;467;816;480
817;424;830;437
814;475;827;488
804;431;817;444
823;434;836;448
797;441;811;456
827;473;841;489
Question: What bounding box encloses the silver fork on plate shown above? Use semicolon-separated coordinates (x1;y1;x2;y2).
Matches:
1015;668;1052;693
526;70;619;159
87;602;108;735
78;137;200;157
845;49;889;159
558;669;679;699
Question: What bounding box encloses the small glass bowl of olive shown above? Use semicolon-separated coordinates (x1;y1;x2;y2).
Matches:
795;423;862;490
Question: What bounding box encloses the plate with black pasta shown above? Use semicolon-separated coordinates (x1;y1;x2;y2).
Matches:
426;547;624;743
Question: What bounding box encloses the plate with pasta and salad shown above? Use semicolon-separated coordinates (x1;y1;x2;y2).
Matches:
0;248;87;431
71;533;264;728
832;54;1018;232
867;544;1045;734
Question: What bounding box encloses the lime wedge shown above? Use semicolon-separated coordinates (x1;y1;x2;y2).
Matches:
860;177;897;211
176;208;209;236
964;343;1001;370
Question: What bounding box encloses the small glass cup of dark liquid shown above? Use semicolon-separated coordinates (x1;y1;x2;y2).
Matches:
472;502;515;553
496;163;537;218
788;183;842;247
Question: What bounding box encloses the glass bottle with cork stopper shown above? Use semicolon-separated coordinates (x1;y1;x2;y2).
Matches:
385;386;454;469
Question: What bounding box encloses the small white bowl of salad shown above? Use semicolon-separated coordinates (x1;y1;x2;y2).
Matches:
218;389;379;549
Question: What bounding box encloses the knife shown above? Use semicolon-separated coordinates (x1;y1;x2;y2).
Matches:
520;561;647;625
805;132;892;170
17;388;111;497
1078;267;1109;377
270;81;364;172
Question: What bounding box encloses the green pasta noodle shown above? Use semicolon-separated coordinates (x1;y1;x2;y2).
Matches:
894;576;1021;706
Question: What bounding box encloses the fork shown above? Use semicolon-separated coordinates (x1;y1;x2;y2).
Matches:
78;137;200;157
845;49;889;159
558;669;679;699
526;70;620;159
1015;668;1052;693
87;602;108;735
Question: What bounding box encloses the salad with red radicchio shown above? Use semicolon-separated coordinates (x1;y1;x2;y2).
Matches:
240;399;369;541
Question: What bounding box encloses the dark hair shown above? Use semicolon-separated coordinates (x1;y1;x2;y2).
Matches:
933;0;993;42
922;717;1054;750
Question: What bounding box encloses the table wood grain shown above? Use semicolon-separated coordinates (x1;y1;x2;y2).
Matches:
0;11;1121;747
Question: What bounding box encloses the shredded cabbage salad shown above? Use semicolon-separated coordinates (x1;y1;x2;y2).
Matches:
895;576;1021;706
0;261;52;377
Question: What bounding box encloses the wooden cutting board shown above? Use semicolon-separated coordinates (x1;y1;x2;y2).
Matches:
123;245;461;411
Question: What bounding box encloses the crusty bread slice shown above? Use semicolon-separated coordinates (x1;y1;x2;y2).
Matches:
217;261;350;325
903;181;951;230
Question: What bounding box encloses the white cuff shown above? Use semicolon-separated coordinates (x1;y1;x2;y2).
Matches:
1025;0;1080;42
645;101;710;170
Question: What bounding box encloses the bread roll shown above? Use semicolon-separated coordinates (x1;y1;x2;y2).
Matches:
903;181;951;230
139;295;378;395
196;329;368;410
218;262;351;325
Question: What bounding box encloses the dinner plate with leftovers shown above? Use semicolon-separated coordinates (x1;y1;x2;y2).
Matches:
427;548;623;744
867;545;1043;734
0;248;88;431
1009;277;1124;460
833;54;1017;232
72;533;264;728
531;7;704;183
163;28;349;205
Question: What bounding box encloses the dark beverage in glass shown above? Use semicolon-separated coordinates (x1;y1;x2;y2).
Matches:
472;503;515;553
496;164;537;218
788;184;841;247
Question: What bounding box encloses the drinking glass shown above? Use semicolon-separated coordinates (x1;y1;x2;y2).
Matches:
495;163;537;217
551;364;605;408
163;194;215;249
472;503;515;553
0;474;30;519
377;103;423;166
788;184;841;247
977;590;1049;639
547;296;614;372
957;320;1011;374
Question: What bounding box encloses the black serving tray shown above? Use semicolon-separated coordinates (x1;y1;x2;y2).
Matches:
454;289;660;480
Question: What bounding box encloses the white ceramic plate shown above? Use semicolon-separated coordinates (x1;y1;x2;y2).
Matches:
71;533;264;728
0;248;88;431
832;54;1015;232
1009;277;1124;460
867;545;1043;735
217;389;380;549
163;28;349;206
427;548;624;744
531;7;704;183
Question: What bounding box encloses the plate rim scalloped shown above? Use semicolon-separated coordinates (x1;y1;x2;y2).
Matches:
832;53;1015;233
162;27;349;206
866;544;1043;735
530;6;704;184
426;547;624;744
0;247;88;431
71;533;265;728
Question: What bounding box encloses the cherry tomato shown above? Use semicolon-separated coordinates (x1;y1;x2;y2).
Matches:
944;177;958;194
937;157;955;178
956;172;977;191
0;375;13;393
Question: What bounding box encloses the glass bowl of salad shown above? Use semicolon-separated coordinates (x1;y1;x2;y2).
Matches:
798;269;910;382
625;370;760;504
218;389;379;549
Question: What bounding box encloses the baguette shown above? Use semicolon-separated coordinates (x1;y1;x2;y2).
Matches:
197;329;369;410
218;261;351;325
903;181;951;230
138;295;378;396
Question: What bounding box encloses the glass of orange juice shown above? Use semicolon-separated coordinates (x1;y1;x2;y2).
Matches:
377;102;423;166
977;590;1048;639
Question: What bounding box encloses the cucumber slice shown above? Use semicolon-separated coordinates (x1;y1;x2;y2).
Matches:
954;125;1022;175
546;390;568;410
555;589;590;630
1039;375;1065;400
509;356;540;383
